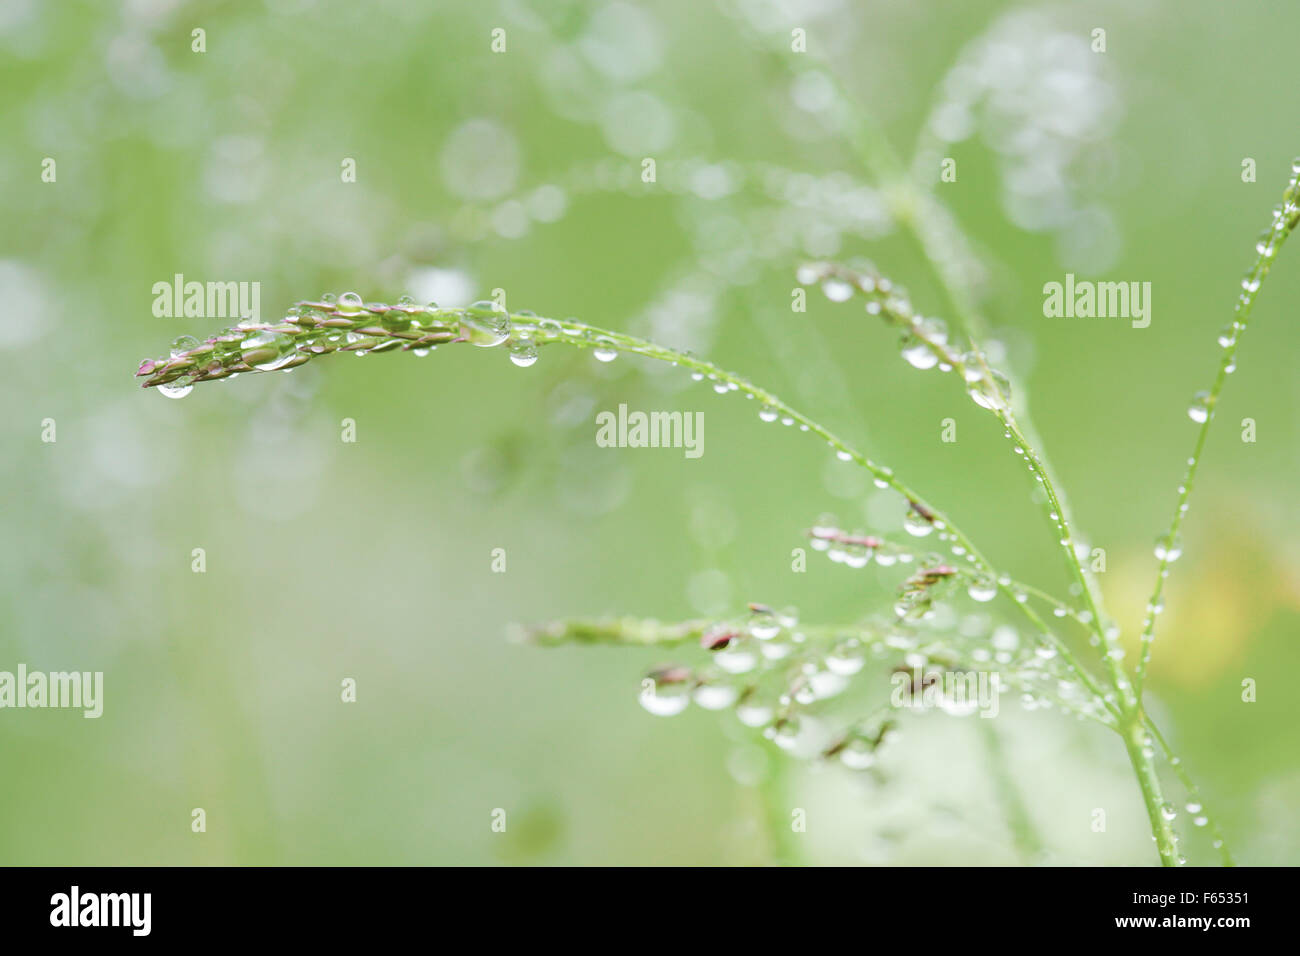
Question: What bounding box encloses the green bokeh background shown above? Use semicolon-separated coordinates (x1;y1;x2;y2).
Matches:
2;0;1298;865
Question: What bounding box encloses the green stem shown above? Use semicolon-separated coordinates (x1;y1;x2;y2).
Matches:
1134;165;1300;699
1120;713;1178;866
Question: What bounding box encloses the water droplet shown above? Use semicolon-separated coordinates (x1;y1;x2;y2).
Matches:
714;640;758;674
242;331;297;370
337;292;364;313
821;277;853;302
382;308;414;332
826;639;865;675
592;340;618;362
158;378;193;399
1154;534;1183;563
838;736;877;770
968;369;1012;412
748;610;782;640
1160;803;1177;821
900;337;939;370
967;574;997;603
508;336;539;367
639;674;690;716
736;699;774;728
1187;391;1212;423
693;681;739;711
772;716;805;752
758;406;778;423
170;335;200;357
903;510;934;537
460;303;511;348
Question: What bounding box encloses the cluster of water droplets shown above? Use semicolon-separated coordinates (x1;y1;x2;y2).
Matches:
1184;163;1300;421
798;262;1016;416
637;604;907;767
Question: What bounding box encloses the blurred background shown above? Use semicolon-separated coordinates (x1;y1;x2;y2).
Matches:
2;0;1298;865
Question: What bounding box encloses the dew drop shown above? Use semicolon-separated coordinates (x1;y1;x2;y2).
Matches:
714;640;759;674
903;511;934;537
693;682;739;711
838;736;877;770
967;574;997;603
242;331;297;370
821;277;853;302
508;336;539;367
968;369;1012;412
826;639;866;675
460;302;512;348
157;378;193;399
639;677;690;716
170;335;200;357
1154;534;1183;563
1187;391;1212;423
900;337;939;370
736;701;774;728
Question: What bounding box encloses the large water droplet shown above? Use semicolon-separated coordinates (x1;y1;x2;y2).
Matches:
242;331;297;370
170;335;200;357
158;378;193;399
508;336;539;367
461;303;511;347
838;736;877;770
639;672;690;716
736;698;774;728
714;640;758;674
903;510;934;537
900;337;939;370
825;639;865;675
967;574;997;603
821;277;853;302
1154;533;1183;563
1187;391;1212;423
968;369;1012;412
693;680;739;711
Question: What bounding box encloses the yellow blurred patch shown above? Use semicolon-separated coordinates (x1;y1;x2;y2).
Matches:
1110;514;1282;689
